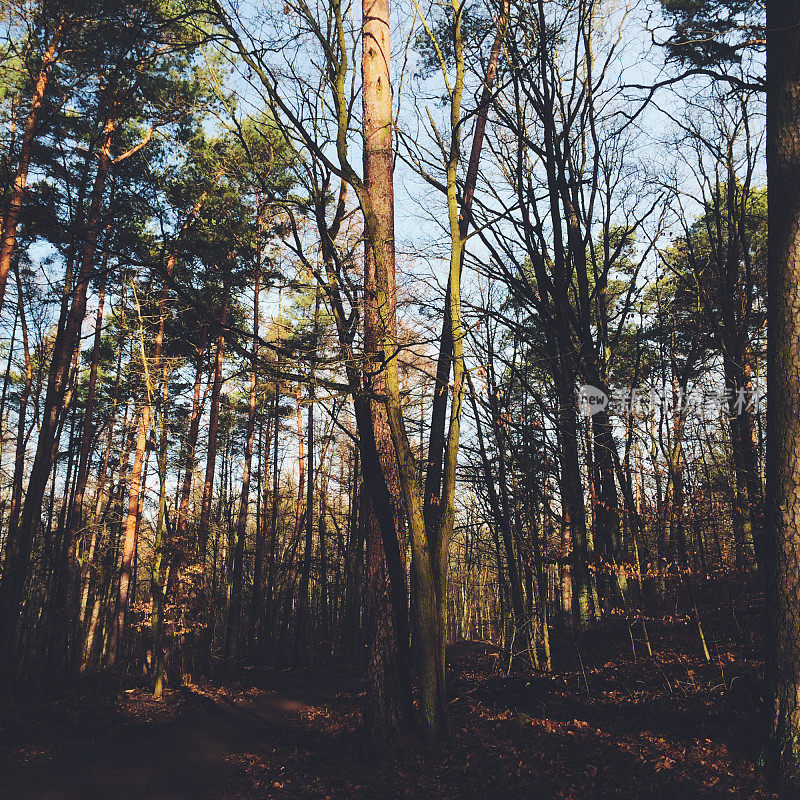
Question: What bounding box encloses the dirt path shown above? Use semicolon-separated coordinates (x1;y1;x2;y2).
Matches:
1;688;320;800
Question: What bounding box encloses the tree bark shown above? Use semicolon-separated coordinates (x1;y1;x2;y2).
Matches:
0;112;116;684
50;277;107;676
106;402;149;667
294;283;319;668
226;260;261;664
293;383;314;667
198;312;227;572
0;18;65;314
176;326;208;558
765;0;800;787
5;267;33;567
361;0;413;743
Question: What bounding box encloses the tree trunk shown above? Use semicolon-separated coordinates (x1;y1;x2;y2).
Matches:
294;385;314;667
5;267;33;566
250;405;271;655
106;402;149;667
199;329;226;566
265;380;281;643
0;112;116;685
52;278;107;675
176;326;208;557
765;0;800;786
226;261;261;664
0;19;65;313
361;0;413;742
555;369;593;628
724;349;764;569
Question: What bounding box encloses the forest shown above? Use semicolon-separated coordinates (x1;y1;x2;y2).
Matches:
0;0;799;797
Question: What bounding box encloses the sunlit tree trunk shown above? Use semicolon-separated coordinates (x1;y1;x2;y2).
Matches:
79;341;124;637
265;380;281;642
361;0;412;743
421;0;509;729
5;267;33;565
107;400;149;667
0;18;65;314
49;277;106;675
0;113;116;684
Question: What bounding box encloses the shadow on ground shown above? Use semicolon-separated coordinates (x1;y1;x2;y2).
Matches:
0;590;778;799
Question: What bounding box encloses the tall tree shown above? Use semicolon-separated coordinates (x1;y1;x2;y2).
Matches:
765;0;800;788
0;7;67;313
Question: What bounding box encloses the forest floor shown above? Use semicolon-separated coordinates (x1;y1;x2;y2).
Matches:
0;581;779;799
